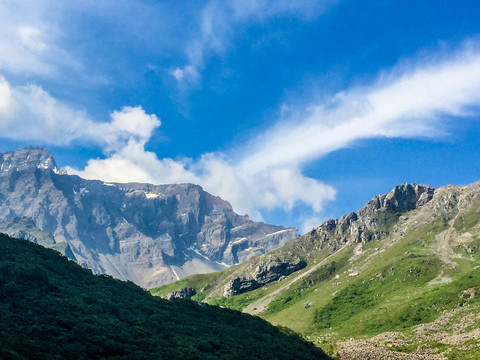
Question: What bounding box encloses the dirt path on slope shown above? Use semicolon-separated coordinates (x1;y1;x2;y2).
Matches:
243;249;343;316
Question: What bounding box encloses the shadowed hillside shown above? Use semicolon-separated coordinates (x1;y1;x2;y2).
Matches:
0;233;329;360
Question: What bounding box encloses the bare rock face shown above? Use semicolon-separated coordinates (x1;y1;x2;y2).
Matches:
165;287;197;300
223;258;306;296
0;147;57;172
358;183;435;218
227;184;434;295
0;147;297;288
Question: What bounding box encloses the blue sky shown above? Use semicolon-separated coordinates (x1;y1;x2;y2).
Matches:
1;0;480;233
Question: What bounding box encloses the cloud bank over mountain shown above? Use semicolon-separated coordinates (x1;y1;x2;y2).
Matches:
68;44;480;231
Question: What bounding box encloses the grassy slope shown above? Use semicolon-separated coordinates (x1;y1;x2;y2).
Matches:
0;234;331;360
151;244;334;310
265;212;480;358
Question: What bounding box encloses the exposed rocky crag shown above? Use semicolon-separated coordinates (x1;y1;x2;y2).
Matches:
0;147;297;288
223;258;307;296
166;287;197;300
299;183;435;255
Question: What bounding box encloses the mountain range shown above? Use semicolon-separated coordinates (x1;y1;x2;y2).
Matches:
0;147;297;288
3;145;480;358
154;180;480;359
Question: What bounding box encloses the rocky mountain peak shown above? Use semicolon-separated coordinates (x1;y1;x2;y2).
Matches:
294;183;437;255
0;147;57;175
358;183;435;218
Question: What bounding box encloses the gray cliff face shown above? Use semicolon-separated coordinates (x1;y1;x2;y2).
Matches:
0;216;76;260
223;258;307;296
0;147;297;288
165;287;197;300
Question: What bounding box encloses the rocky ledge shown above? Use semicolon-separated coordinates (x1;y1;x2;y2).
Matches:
223;258;307;296
165;287;197;300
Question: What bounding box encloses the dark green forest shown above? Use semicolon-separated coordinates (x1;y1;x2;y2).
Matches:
0;234;329;360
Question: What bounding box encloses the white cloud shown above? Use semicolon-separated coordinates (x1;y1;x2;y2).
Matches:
0;76;160;149
71;44;480;231
18;25;48;52
0;76;14;114
171;68;185;82
109;107;159;141
0;1;81;78
170;66;199;83
241;45;480;175
0;78;94;145
98;106;161;152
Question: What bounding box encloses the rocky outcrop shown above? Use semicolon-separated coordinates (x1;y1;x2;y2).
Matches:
0;147;297;288
223;258;306;296
165;287;197;300
358;183;435;218
0;147;57;173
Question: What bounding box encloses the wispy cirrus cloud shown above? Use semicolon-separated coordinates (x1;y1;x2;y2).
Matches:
0;0;186;88
172;0;337;85
241;43;480;174
0;76;91;144
0;1;92;81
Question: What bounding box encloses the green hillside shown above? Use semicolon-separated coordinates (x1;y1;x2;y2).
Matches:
152;182;480;358
0;233;330;360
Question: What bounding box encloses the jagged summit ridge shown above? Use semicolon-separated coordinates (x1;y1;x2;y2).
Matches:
359;183;435;216
309;183;435;247
0;147;58;174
